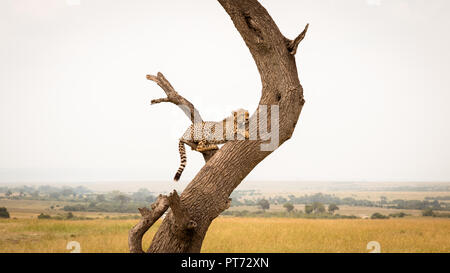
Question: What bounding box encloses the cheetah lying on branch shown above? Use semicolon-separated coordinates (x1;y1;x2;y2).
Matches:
174;109;250;181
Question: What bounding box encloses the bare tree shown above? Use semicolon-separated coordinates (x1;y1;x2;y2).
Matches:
129;0;308;253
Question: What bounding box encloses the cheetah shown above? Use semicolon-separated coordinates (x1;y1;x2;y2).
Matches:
174;109;250;181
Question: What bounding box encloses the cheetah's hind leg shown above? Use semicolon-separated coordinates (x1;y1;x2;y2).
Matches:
197;144;219;152
196;140;219;152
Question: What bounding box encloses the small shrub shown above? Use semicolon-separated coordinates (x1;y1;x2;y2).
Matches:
422;209;434;217
328;204;339;214
257;199;270;211
432;212;450;218
389;212;408;218
283;203;294;213
371;213;389;219
0;207;10;218
37;213;51;219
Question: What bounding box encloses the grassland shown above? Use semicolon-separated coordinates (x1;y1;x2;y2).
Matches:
1;217;449;253
0;199;139;219
1;183;449;253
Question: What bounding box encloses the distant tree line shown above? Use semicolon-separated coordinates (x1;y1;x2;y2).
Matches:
221;209;357;219
387;199;449;211
0;186;157;213
232;198;342;218
62;188;157;213
422;209;450;218
0;185;92;201
424;196;450;201
35;212;141;220
229;192;450;212
2;185;450;213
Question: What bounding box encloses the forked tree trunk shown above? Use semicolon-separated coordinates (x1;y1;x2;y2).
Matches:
129;0;308;253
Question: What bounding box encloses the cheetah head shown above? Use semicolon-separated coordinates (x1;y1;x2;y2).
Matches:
232;109;249;128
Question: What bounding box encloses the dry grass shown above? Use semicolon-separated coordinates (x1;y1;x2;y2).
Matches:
0;218;158;253
204;218;450;253
0;217;449;253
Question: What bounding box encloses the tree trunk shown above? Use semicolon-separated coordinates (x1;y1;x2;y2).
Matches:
129;0;308;253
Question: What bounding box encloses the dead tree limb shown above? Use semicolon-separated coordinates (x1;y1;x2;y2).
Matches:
128;194;170;253
287;24;309;55
147;72;202;124
131;0;308;253
146;72;217;161
128;190;202;253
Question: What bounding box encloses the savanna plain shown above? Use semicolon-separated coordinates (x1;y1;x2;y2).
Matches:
1;182;449;253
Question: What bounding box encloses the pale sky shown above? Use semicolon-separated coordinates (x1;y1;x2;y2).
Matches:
1;0;450;184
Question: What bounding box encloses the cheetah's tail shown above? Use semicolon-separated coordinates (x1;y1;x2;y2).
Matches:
174;140;187;182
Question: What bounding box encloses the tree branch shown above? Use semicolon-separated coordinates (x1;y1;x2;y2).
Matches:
128;195;170;253
147;72;217;161
167;190;197;235
287;24;309;55
147;72;202;124
128;191;201;253
150;98;170;104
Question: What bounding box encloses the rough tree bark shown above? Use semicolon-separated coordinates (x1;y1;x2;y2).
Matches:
129;0;307;253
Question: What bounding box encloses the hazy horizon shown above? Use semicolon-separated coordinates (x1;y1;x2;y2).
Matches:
2;178;449;194
2;168;450;184
1;0;450;184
